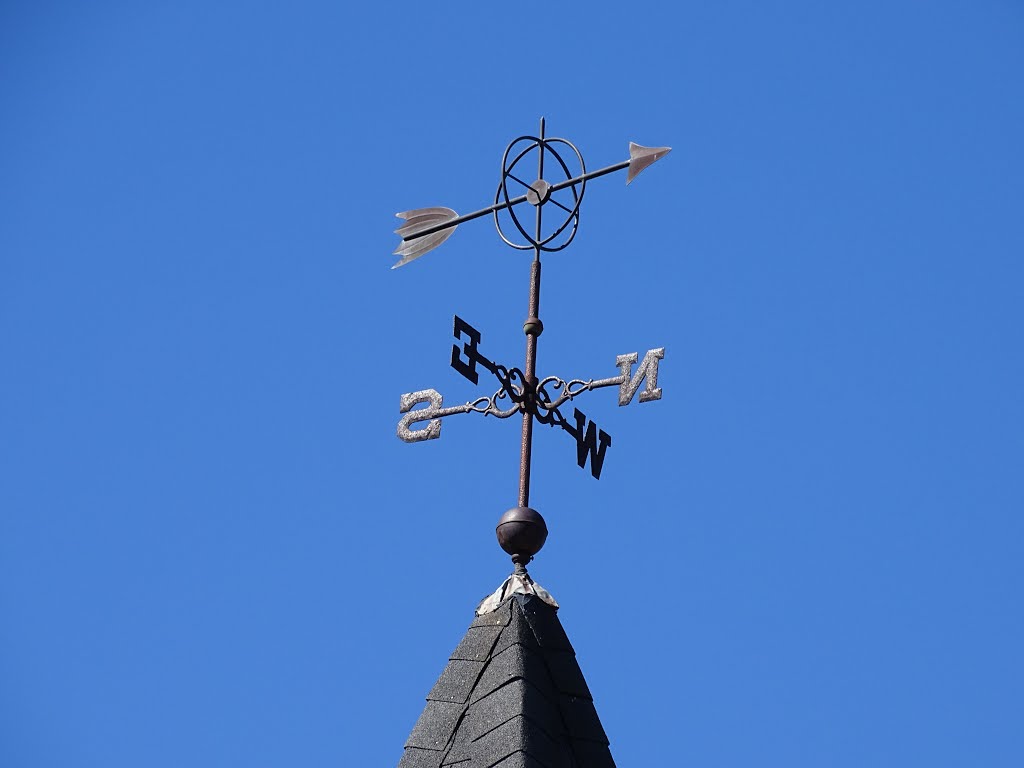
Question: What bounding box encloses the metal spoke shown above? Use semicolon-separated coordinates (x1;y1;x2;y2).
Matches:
506;171;533;191
548;196;574;216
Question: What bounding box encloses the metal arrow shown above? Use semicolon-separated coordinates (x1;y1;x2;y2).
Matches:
391;142;670;268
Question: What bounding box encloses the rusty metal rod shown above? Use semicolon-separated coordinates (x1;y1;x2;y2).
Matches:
518;117;546;508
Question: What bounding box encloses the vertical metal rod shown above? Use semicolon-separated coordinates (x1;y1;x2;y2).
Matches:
518;117;545;508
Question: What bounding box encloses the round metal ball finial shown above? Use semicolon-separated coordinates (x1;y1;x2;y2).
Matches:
496;506;548;564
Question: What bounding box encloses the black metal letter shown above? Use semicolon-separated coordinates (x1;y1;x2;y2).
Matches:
451;315;495;385
563;407;612;480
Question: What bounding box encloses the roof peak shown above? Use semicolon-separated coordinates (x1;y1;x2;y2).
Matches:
399;590;615;767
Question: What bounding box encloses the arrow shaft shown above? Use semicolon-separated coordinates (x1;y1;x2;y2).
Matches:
548;159;630;193
401;193;529;242
401;159;631;244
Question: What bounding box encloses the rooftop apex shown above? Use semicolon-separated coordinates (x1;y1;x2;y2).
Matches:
398;585;615;768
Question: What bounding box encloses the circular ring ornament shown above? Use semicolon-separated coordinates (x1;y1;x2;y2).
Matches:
493;135;587;253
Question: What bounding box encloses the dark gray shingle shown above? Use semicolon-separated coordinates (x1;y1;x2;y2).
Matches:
427;659;487;704
450;625;504;662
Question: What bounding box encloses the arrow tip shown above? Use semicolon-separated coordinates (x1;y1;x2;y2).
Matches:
626;142;671;184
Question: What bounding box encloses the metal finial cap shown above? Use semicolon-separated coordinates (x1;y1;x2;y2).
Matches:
496;506;548;563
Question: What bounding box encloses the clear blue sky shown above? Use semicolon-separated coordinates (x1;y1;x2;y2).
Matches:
2;2;1022;766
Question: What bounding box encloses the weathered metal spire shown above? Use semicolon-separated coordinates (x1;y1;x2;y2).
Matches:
393;119;669;565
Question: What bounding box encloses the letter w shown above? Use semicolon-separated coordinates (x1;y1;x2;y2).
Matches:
564;408;612;479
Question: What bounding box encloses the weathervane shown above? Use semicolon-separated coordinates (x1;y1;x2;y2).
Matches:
393;118;669;567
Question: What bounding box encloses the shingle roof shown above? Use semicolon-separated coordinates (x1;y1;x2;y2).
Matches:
398;590;615;768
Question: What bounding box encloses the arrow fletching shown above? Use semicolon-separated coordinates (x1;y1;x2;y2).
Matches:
626;143;672;185
392;207;459;268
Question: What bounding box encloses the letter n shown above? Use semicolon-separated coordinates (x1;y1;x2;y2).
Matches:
616;347;665;406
